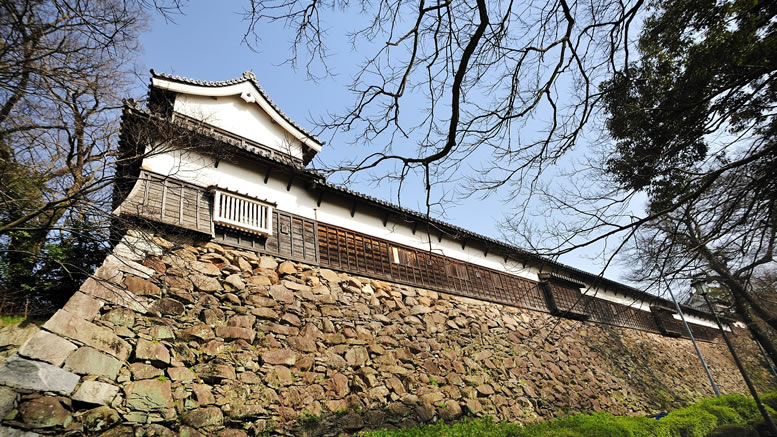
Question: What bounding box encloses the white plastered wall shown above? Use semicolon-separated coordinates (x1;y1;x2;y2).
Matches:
173;94;305;161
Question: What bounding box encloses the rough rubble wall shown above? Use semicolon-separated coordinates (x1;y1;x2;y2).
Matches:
0;231;773;436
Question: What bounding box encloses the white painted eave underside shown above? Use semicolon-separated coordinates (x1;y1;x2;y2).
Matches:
151;77;323;153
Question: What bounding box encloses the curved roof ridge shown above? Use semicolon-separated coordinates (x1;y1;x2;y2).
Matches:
149;69;323;146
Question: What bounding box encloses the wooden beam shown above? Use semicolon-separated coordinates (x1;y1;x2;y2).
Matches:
286;175;294;191
350;202;357;217
316;191;324;207
382;213;390;227
461;238;466;250
264;167;271;184
484;246;489;257
437;233;443;243
411;221;418;235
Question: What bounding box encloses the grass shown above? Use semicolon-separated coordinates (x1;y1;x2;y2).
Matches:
361;392;777;437
0;315;27;325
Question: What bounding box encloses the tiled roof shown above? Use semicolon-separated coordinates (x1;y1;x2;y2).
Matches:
149;70;323;146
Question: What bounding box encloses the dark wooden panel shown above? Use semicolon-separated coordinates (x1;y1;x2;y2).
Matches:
114;170;212;235
316;222;549;311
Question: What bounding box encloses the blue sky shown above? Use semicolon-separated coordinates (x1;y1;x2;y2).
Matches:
136;3;630;282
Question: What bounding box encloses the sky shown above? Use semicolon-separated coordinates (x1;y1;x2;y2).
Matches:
136;3;632;283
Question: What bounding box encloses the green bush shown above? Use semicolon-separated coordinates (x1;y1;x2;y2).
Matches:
706;424;758;437
760;392;777;412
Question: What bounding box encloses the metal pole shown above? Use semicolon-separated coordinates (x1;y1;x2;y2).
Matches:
701;292;777;436
660;274;721;397
756;339;777;382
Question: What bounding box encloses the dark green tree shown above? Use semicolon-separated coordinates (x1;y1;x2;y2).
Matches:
600;0;777;362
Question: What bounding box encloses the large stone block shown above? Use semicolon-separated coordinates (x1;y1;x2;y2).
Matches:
18;330;77;367
43;310;131;361
80;277;149;313
64;347;123;379
72;380;119;405
135;339;170;365
19;396;72;428
62;292;104;320
0;425;40;436
0;355;79;395
124;379;173;411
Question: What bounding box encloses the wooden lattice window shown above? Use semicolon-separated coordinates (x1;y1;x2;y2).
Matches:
391;247;417;266
212;189;274;236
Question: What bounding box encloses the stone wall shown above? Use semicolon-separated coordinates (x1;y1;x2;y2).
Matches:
0;231;774;436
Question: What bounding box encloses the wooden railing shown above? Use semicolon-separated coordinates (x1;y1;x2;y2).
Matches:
212;190;273;236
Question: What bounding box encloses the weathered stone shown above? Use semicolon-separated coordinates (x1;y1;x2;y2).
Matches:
137;424;176;436
130;362;163;380
191;384;215;405
415;403;436;421
251;308;279;321
20;396;71;428
149;324;175;341
65;347;123;379
103;308;136;327
135;339;171;365
259;256;278;270
163;275;192;292
183;407;223;428
167;366;196;382
180;324;215;342
288;335;317;352
18;330;77;367
80;277;148;312
269;323;299;336
332;373;349;398
124;379;173;411
267;365;293;386
227;314;255;328
281;313;301;326
262;349;297;366
215;326;255;342
345;346;369;367
194;362;236;383
0;385;17;419
339;413;364;431
276;261;296;275
191;274;222;292
410;305;431;316
476;384;495;396
224;274;245;290
320;269;340;283
0;426;40;436
82;406;121;432
0;355;79;395
150;298;185;316
43;310;131;360
62;291;104;320
246;295;276;307
124;275;161;297
269;284;294;304
247;275;272;287
282;280;311;292
72;380;119;405
465;398;483;415
192;260;221;276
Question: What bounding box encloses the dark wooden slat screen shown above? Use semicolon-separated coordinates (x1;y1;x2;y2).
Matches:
115;170;212;234
317;222;545;309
